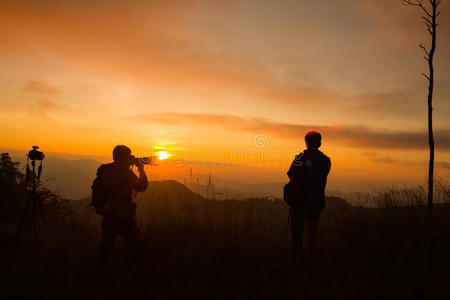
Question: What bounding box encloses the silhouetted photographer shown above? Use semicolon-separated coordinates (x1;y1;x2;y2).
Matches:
284;131;331;268
91;145;148;273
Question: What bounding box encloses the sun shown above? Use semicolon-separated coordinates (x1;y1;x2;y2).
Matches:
156;151;170;160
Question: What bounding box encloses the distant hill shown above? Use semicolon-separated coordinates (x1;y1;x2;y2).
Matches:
186;181;285;200
70;179;352;228
139;180;206;203
70;180;207;216
5;153;351;201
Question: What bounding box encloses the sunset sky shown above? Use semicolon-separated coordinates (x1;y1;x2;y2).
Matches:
0;0;449;193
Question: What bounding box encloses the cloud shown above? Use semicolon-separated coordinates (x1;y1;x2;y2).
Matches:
361;151;450;172
350;90;422;116
26;100;71;119
1;0;449;128
361;151;416;166
0;0;323;106
353;0;425;51
137;112;450;151
2;0;449;108
23;80;61;95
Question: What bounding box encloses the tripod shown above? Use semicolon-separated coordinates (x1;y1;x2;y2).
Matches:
18;158;47;242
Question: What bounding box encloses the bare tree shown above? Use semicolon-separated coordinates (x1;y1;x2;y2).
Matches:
402;0;440;217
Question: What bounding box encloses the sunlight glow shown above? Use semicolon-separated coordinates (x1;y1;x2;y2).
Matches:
157;151;170;160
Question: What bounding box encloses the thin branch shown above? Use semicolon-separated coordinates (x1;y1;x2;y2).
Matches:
403;0;433;17
421;16;432;23
419;1;433;17
422;16;432;27
420;43;430;56
421;72;430;80
402;0;418;6
402;0;419;6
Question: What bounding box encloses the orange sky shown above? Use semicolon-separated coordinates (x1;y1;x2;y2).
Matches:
0;0;449;192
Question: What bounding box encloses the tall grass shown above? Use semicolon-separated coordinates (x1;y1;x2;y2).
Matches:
351;178;449;207
2;170;450;298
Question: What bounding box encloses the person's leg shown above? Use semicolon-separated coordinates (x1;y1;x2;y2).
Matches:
291;207;306;268
305;211;321;258
121;219;143;270
97;217;118;270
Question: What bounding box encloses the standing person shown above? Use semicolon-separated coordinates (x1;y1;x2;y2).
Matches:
91;145;148;274
285;131;331;267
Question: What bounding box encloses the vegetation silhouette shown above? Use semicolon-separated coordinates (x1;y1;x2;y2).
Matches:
1;153;450;298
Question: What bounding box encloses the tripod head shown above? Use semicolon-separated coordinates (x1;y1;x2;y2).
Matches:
28;146;45;161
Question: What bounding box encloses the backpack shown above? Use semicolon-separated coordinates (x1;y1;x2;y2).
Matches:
283;153;309;207
283;181;298;206
91;165;109;215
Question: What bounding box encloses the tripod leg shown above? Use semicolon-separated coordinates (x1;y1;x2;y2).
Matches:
36;193;47;227
17;192;33;241
32;192;37;238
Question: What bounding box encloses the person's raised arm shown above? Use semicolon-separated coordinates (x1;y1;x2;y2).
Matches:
133;164;148;192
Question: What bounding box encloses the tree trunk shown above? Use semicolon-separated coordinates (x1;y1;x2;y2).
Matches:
427;1;437;222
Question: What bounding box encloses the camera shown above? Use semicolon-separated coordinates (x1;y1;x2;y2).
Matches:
28;146;45;161
130;155;158;166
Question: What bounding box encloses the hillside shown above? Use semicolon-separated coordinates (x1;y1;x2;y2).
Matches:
2;155;450;299
54;181;450;298
71;180;206;212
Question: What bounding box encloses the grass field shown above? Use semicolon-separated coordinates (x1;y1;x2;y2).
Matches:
1;158;450;299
